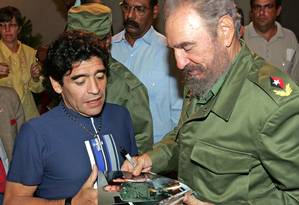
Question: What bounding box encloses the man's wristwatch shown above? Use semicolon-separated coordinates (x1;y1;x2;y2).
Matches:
65;197;72;205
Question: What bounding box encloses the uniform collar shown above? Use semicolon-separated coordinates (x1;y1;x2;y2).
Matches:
197;72;227;105
211;43;254;121
187;42;254;122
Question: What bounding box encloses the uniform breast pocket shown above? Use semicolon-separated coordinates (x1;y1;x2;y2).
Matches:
190;140;256;202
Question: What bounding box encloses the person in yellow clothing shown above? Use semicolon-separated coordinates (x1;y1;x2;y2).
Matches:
0;6;43;121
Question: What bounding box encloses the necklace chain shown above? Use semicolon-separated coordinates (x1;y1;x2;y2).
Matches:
62;105;102;138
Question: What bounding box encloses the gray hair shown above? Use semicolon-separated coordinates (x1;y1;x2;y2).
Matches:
164;0;242;39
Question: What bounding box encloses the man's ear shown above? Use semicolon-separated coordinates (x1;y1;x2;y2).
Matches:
217;15;235;48
153;4;159;19
49;77;63;94
276;5;282;17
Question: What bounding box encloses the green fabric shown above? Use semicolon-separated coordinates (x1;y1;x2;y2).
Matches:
106;56;153;154
148;45;299;204
67;3;112;38
198;74;226;104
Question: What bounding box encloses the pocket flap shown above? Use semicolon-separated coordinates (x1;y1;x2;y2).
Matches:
190;141;255;174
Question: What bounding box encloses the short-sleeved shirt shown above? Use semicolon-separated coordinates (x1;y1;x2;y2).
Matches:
7;102;137;199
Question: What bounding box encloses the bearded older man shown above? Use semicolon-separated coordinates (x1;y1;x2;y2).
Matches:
122;0;299;204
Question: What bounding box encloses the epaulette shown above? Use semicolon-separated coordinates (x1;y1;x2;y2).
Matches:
248;59;299;105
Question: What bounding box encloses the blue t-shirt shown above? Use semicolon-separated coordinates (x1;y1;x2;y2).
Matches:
8;102;137;200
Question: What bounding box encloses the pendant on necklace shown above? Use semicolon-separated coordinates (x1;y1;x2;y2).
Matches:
93;138;103;151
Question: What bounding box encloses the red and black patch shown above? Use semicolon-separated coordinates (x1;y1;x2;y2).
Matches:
270;76;284;89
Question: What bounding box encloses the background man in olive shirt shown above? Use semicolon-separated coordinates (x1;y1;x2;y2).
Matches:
244;0;298;73
122;0;299;204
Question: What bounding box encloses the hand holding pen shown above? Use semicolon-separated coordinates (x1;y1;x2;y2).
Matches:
120;147;153;176
120;147;138;168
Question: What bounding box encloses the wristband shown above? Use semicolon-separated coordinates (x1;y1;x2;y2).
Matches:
65;197;72;205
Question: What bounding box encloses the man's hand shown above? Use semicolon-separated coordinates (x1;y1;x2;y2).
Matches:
183;193;214;205
30;62;41;82
71;166;98;205
105;154;153;192
0;62;9;78
121;153;152;176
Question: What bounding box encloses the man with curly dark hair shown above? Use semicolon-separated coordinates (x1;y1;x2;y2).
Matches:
4;30;138;205
67;1;154;155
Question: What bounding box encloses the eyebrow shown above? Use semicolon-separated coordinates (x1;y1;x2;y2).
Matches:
173;41;196;49
253;3;274;5
123;1;145;7
252;3;276;8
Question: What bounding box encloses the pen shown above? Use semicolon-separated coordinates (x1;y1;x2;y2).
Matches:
120;147;156;175
120;148;136;205
120;147;137;168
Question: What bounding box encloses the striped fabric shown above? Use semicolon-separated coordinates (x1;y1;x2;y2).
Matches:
85;134;120;172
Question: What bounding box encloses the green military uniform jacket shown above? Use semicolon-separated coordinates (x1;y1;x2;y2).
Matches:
149;45;299;204
106;57;153;154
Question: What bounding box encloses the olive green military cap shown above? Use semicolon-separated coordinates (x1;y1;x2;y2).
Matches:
67;3;112;38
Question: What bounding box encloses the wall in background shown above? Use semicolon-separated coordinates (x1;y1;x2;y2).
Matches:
280;0;299;40
0;0;66;44
235;0;250;25
0;0;298;44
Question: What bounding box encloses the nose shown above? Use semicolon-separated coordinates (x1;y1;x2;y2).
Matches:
127;7;136;19
258;8;266;15
88;78;100;95
174;49;189;70
3;25;10;32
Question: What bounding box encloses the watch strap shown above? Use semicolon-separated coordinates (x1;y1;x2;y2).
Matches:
65;197;72;205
